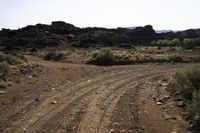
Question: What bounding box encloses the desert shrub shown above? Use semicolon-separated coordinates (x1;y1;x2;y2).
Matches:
43;52;65;61
157;46;161;50
183;39;195;49
182;38;200;50
151;39;180;46
185;90;200;131
168;55;185;63
172;67;200;131
89;48;134;65
173;67;200;100
0;62;10;76
0;53;23;65
0;81;7;89
186;91;200;117
90;48;115;65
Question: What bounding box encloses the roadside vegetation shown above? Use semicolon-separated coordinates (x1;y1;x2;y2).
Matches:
88;47;200;66
0;61;10;76
88;48;134;65
151;38;200;50
0;52;26;89
171;66;200;132
43;52;66;61
0;52;24;65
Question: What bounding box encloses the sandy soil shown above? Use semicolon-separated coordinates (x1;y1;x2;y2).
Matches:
0;56;195;133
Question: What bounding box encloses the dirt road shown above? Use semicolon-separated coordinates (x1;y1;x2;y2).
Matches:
0;57;192;133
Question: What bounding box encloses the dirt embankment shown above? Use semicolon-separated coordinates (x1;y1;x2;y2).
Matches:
0;56;195;133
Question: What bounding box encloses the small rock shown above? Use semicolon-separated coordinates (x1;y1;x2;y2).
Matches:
156;102;162;105
162;83;168;86
113;122;119;126
177;101;184;107
0;91;5;94
164;114;172;120
101;107;105;110
109;129;114;132
52;101;58;104
107;121;111;123
157;96;171;103
120;130;125;132
23;128;26;131
174;91;180;95
51;88;56;90
128;130;132;133
164;95;171;99
194;115;200;120
138;74;143;77
140;126;145;130
1;102;6;105
33;98;39;102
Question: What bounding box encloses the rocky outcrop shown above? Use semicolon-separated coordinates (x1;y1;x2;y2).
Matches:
0;21;200;49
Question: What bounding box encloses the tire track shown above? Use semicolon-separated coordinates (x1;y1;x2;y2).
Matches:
14;71;134;133
76;76;135;133
106;70;174;133
12;64;156;133
76;70;170;133
37;67;160;133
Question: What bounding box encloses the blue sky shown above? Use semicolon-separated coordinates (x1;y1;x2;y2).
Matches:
0;0;200;30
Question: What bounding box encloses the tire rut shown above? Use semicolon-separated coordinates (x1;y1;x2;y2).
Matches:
107;71;174;133
37;67;159;133
14;71;133;133
76;70;170;133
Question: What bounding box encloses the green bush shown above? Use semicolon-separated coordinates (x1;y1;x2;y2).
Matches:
88;49;134;65
168;55;185;63
151;39;180;46
183;39;195;49
186;91;200;117
43;52;65;61
90;48;115;65
186;90;200;131
173;67;200;131
173;67;200;100
0;53;23;65
0;81;7;89
0;62;10;76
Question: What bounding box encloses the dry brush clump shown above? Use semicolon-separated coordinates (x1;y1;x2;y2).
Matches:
43;51;66;61
0;52;26;89
0;81;7;89
0;52;26;75
88;48;133;65
88;48;115;65
88;48;199;66
0;61;10;76
171;66;200;131
0;52;24;65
